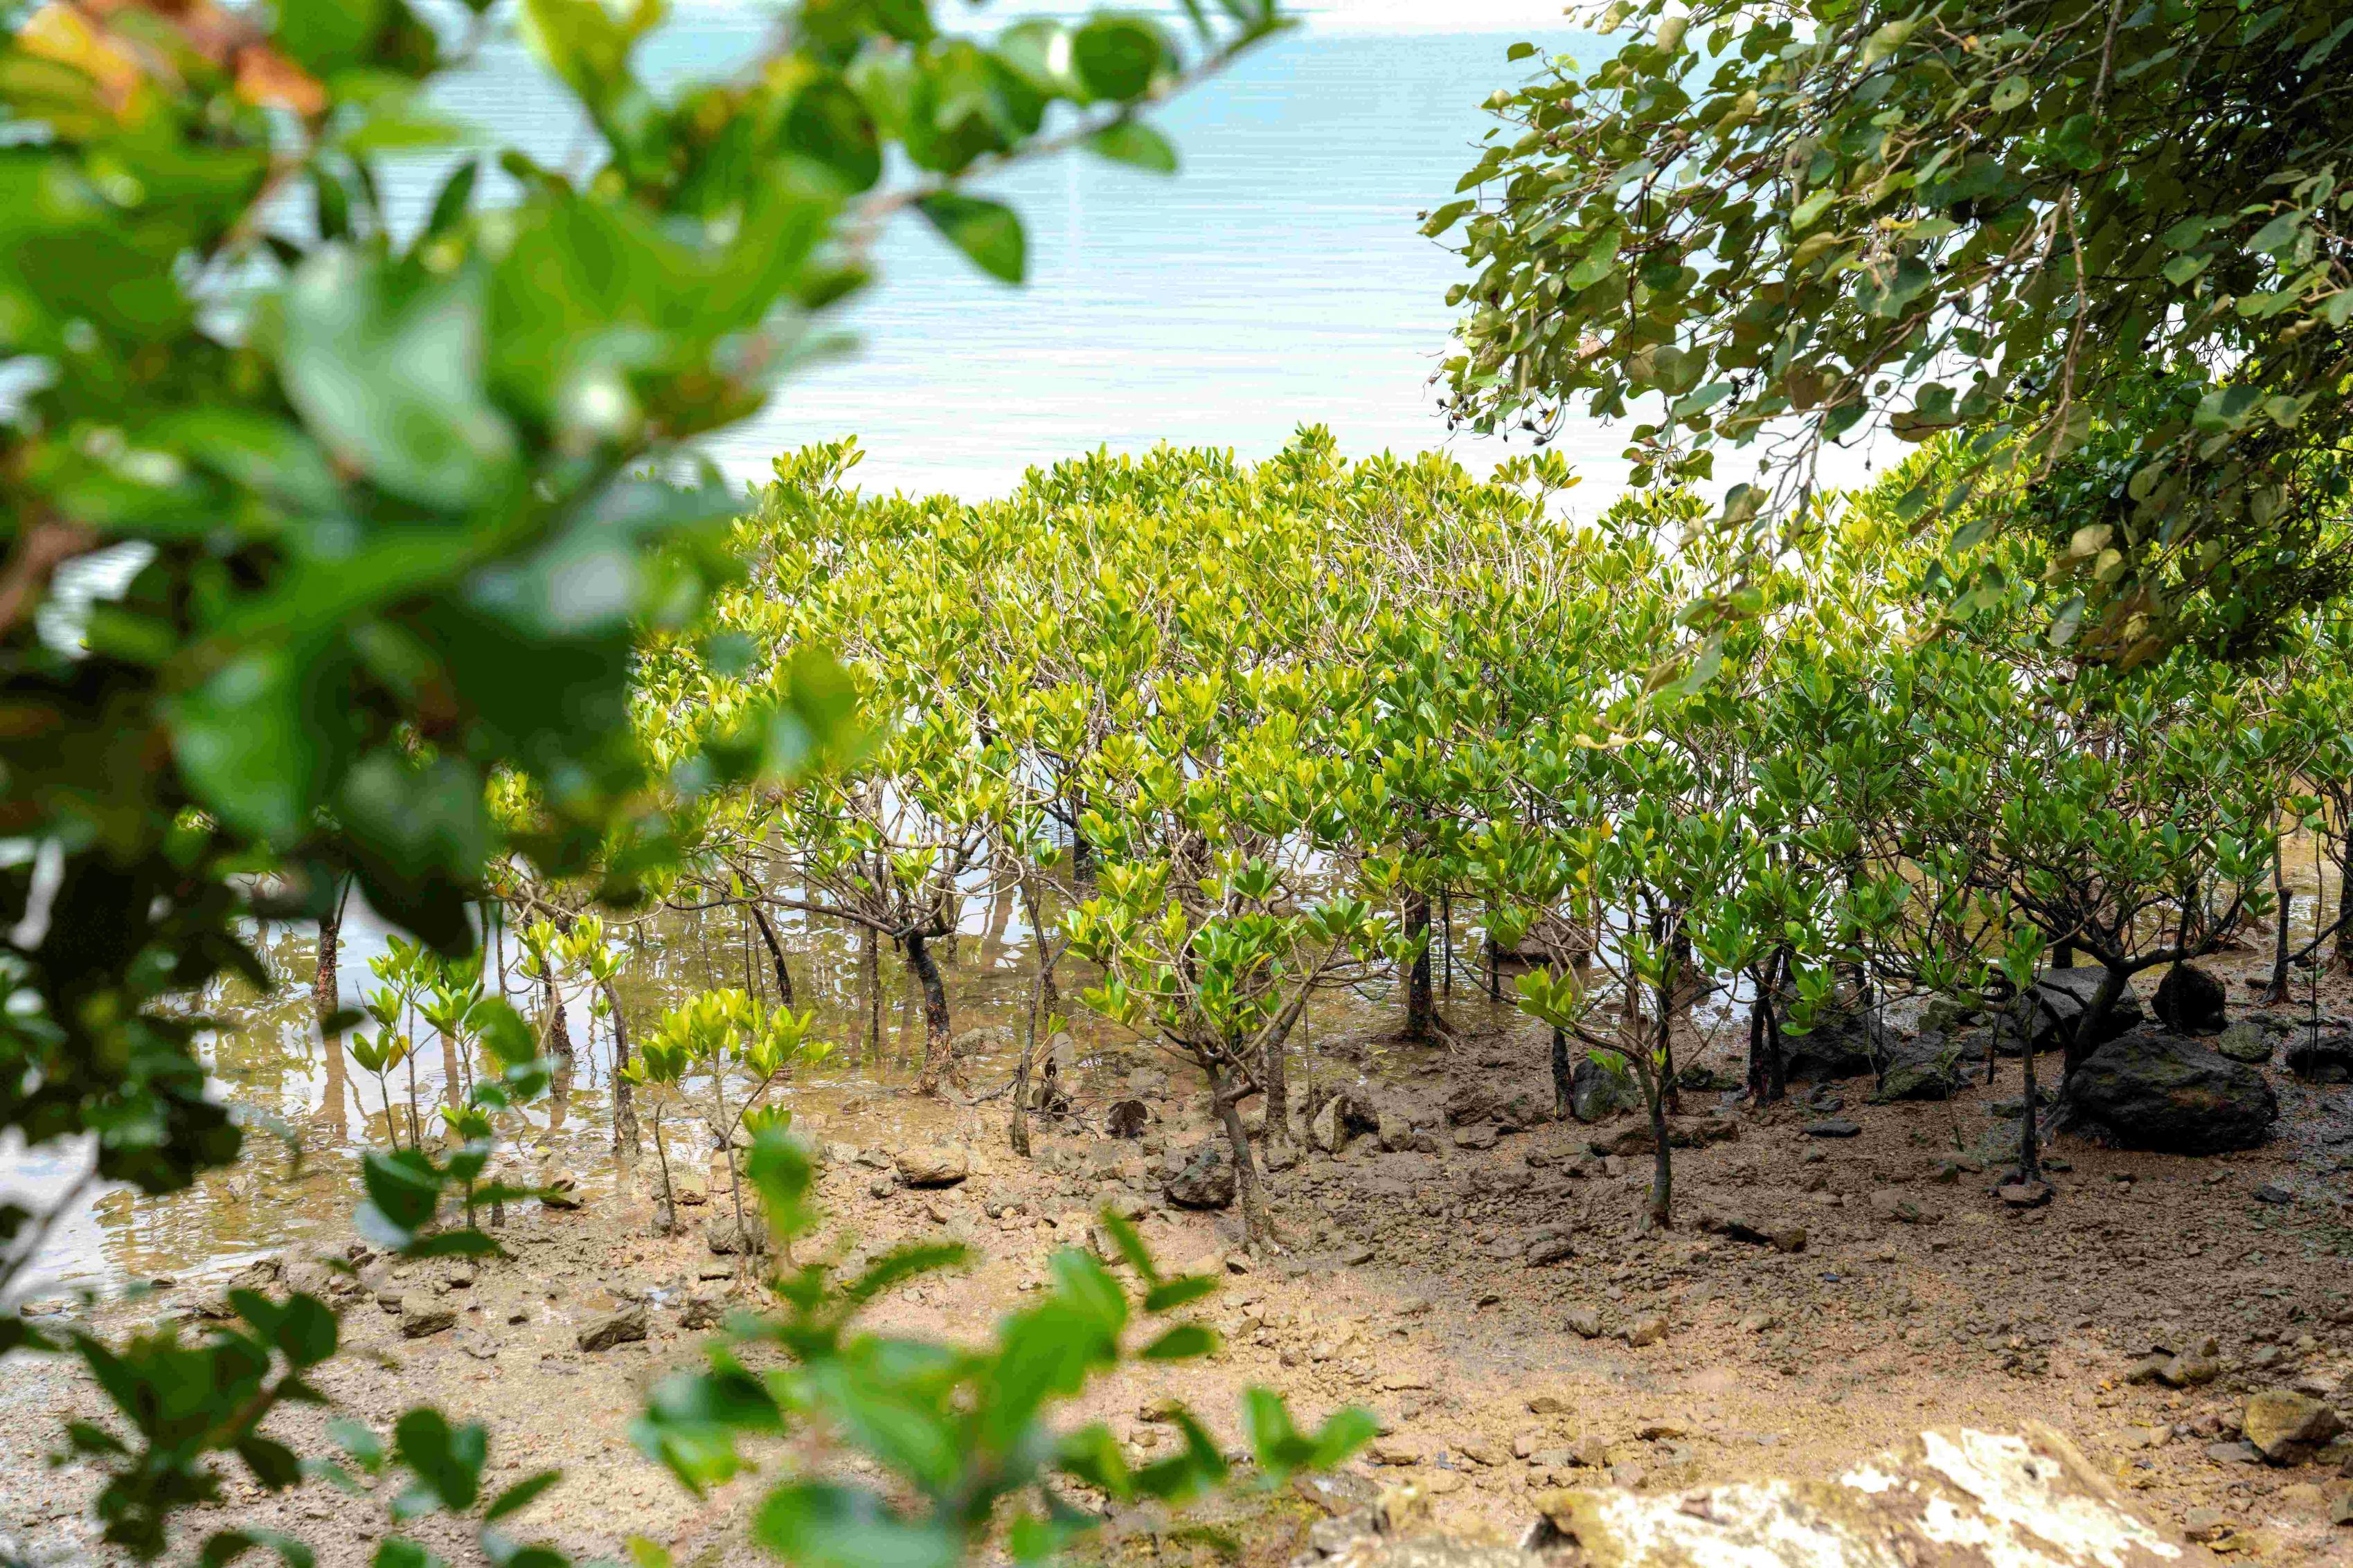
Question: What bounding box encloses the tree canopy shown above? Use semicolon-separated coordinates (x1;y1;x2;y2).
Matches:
1434;0;2353;656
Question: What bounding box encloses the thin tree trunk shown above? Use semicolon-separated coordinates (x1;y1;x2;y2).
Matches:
1441;891;1453;996
603;976;641;1155
908;930;954;1096
2266;840;2293;1005
649;1111;677;1235
1640;1064;1672;1228
746;903;795;1005
542;968;573;1058
1552;1025;1572;1120
313;874;346;1031
863;927;883;1056
2336;840;2353;975
2066;964;2132;1075
2015;1010;2043;1184
1209;1061;1270;1249
1401;887;1434;1041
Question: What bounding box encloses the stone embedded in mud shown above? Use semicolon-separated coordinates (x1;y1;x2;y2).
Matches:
895;1146;969;1187
1802;1117;1861;1138
678;1296;722;1331
575;1303;647;1353
1694;1211;1805;1254
399;1291;455;1338
2244;1389;2344;1464
2286;1031;2353;1083
1568;1058;1641;1124
1564;1307;1603;1340
1866;1189;1938;1225
1164;1142;1236;1210
1620;1315;1667;1348
1453;1122;1500;1151
1525;1235;1573;1267
704;1211;769;1256
1309;1097;1347;1153
2064;1027;2278;1153
1870;1032;1965;1103
2215;1021;2273;1063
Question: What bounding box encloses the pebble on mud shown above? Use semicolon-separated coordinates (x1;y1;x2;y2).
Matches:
575;1304;648;1353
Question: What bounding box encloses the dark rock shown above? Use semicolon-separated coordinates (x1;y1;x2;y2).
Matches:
2063;1027;2278;1153
2286;1032;2353;1083
1164;1142;1236;1210
2255;1182;2293;1205
1674;1063;1742;1092
2154;963;2228;1036
1782;1008;1887;1083
1567;1058;1640;1124
1525;1236;1574;1266
2026;967;2144;1052
1105;1099;1149;1138
1872;1031;1965;1103
1695;1211;1805;1252
1802;1117;1862;1138
575;1304;647;1352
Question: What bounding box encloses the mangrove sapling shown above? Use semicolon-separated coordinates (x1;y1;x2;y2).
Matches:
645;989;832;1267
620;1037;691;1237
1070;856;1397;1250
348;1026;415;1155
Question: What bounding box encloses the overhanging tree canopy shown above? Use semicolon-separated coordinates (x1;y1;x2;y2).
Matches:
1435;0;2353;657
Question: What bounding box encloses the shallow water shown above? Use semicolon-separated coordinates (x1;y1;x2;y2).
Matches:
8;874;1512;1295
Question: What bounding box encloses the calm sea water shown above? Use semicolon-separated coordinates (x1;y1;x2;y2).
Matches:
430;5;1617;498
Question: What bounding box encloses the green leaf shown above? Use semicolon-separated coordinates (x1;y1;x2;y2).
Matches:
1141;1274;1218;1313
1071;17;1165;101
484;1470;564;1523
1989;76;2028;111
276;248;519;512
1506;41;1537;61
917;195;1026;285
1138;1324;1217;1360
391;1407;488;1515
1086;120;1179;174
752;1484;958;1568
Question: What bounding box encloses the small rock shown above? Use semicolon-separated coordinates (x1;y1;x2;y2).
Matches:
704;1211;769;1256
1737;1312;1776;1334
1528;1394;1573;1416
1997;1182;2053;1209
1565;1306;1604;1340
575;1304;648;1353
1368;1434;1429;1466
1622;1315;1667;1348
679;1297;723;1331
1453;1122;1501;1151
2244;1389;2345;1464
2216;1022;2273;1064
400;1292;455;1339
1802;1118;1862;1138
2207;1440;2264;1466
1526;1236;1574;1267
1341;1243;1376;1267
1867;1190;1937;1225
2255;1182;2293;1206
895;1146;969;1188
1163;1142;1236;1210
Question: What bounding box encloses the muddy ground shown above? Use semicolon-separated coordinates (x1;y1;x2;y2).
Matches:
8;963;2353;1567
